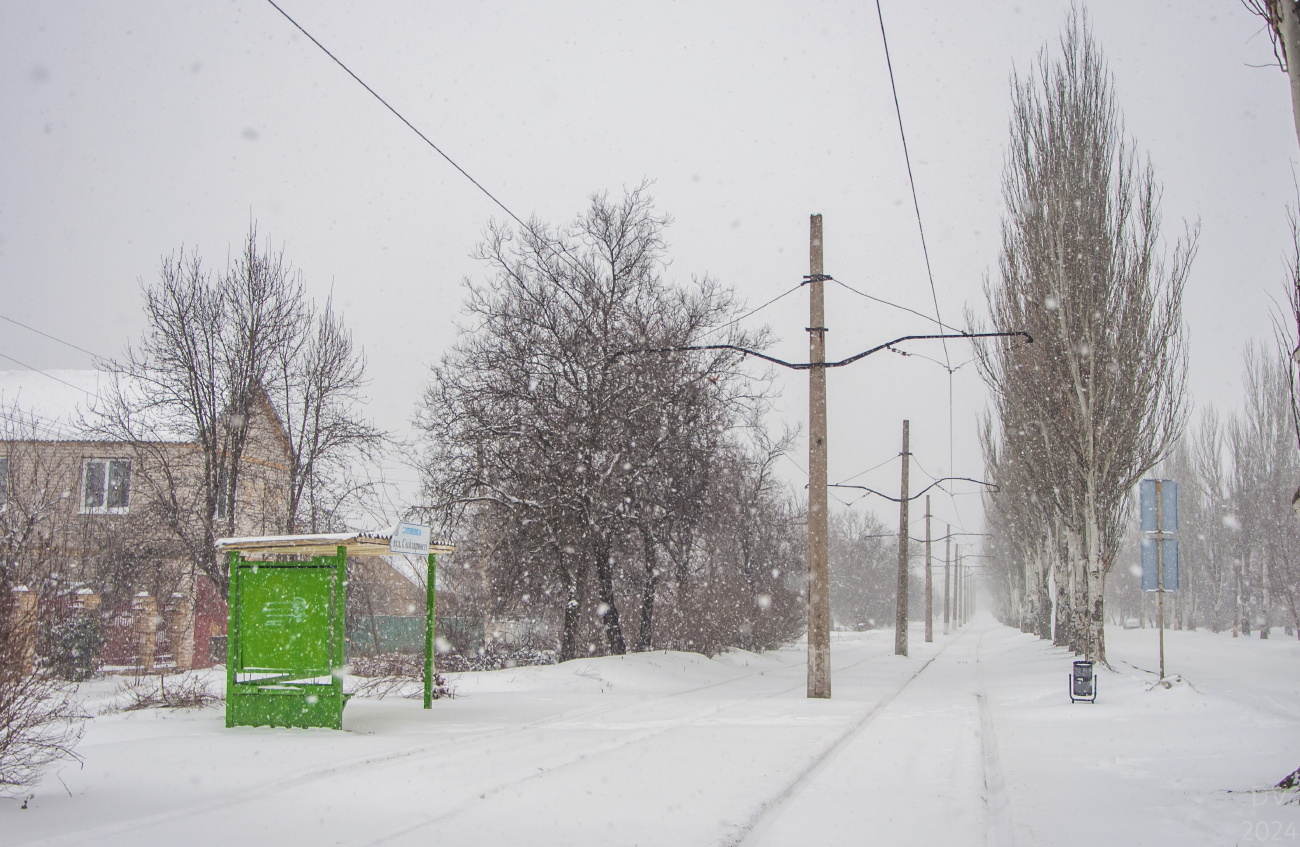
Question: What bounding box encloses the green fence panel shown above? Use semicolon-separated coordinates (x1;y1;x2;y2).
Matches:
347;615;426;656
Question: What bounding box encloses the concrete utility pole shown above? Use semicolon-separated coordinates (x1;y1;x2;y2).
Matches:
924;495;933;643
943;526;951;635
955;547;962;627
895;420;910;656
962;553;968;626
807;213;831;699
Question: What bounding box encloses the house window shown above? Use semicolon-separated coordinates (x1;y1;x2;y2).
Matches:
82;459;131;514
0;456;7;507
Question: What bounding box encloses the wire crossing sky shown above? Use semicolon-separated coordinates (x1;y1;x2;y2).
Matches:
1;1;1294;536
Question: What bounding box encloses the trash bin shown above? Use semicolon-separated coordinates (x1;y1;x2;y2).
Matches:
1069;660;1097;703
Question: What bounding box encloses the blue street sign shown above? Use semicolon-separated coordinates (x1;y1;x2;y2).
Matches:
1140;536;1179;591
1139;479;1178;534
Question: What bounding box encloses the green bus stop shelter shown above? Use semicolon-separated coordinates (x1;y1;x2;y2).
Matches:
215;529;455;730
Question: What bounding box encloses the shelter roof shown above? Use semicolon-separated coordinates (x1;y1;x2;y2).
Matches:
215;528;456;559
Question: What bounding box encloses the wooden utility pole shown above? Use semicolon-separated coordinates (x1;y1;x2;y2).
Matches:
895;420;910;656
943;527;951;635
924;496;933;643
807;213;831;699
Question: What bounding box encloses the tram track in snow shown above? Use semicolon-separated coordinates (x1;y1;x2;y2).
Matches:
976;629;1017;847
362;638;902;845
721;629;967;847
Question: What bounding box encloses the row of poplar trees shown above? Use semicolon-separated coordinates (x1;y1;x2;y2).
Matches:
975;13;1194;663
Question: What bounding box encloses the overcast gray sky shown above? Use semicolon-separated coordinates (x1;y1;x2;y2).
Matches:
0;1;1294;537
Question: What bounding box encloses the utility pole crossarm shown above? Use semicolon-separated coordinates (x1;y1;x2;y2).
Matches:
621;330;1031;371
828;476;997;502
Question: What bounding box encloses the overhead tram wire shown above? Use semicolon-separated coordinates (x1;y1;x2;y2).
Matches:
623;330;1028;372
266;0;821;374
829;476;996;504
874;0;964;528
874;0;950;369
263;0;586;279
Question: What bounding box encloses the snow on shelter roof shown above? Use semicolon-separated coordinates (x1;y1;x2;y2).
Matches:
0;369;188;442
215;529;456;558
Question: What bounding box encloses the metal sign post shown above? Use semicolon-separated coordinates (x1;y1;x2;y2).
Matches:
1157;482;1165;681
386;524;442;709
424;550;437;709
1139;479;1179;682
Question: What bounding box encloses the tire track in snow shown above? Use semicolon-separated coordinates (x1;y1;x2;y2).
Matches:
16;696;626;847
18;640;889;847
362;639;901;846
975;629;1017;847
723;631;967;847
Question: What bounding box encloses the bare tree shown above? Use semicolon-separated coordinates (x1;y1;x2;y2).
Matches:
974;10;1195;662
266;295;386;534
0;408;86;794
97;224;381;597
418;186;780;660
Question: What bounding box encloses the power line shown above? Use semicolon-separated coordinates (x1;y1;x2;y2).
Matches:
782;451;808;478
833;451;901;487
700;281;805;341
264;1;585;278
0;352;99;399
830;278;960;334
266;1;524;233
0;313;105;360
875;0;962;531
909;453;945;484
786;453;851;510
0;405;78;442
874;1;949;369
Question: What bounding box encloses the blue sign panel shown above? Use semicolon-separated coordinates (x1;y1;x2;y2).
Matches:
1140;536;1179;591
1139;479;1179;534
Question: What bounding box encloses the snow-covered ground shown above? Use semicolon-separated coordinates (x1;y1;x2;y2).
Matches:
5;617;1299;846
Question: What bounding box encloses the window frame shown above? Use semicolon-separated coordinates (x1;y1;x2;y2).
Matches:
81;457;131;515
